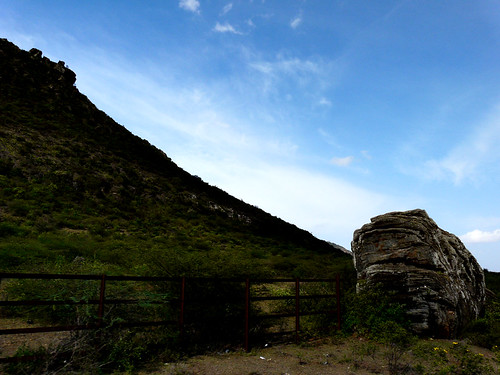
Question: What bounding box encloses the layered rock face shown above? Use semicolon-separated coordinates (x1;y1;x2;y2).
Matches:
352;209;485;338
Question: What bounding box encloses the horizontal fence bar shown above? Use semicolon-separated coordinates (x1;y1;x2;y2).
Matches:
250;295;295;301
255;312;298;319
0;273;174;282
0;324;98;335
253;309;336;320
0;320;180;336
250;278;337;283
0;273;103;281
0;273;337;283
0;272;341;362
299;294;336;299
109;320;179;329
299;310;337;317
0;298;178;307
0;299;98;306
250;294;335;302
0;273;252;282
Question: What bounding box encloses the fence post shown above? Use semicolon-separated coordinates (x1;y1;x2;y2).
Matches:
97;274;106;328
336;274;341;330
295;278;300;344
244;278;250;352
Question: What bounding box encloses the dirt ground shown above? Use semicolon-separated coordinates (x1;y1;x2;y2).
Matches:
143;338;384;375
139;337;499;375
0;317;70;358
1;319;498;375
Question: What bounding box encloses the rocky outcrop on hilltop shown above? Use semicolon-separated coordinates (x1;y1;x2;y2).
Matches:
352;209;485;338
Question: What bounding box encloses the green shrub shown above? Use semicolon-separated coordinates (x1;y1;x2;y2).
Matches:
5;344;48;375
343;283;409;340
2;276;101;324
465;298;500;348
0;222;28;237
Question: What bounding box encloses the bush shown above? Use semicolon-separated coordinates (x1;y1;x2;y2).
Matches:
343;283;409;339
5;345;48;375
465;298;500;349
4;325;179;374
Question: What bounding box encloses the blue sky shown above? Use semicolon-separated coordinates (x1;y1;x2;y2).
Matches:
2;1;500;270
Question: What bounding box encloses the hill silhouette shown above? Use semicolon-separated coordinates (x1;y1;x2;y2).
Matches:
0;38;352;278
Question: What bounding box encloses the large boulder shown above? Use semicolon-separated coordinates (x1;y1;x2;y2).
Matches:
352;209;485;338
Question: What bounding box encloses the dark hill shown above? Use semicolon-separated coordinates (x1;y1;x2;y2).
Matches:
0;38;353;278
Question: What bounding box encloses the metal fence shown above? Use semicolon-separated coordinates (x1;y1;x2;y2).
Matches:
0;272;341;364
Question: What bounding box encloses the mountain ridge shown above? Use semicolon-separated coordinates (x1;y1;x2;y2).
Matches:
0;38;352;278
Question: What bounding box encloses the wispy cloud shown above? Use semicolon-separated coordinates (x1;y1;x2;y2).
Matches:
251;56;321;75
290;14;303;29
318;128;340;148
318;97;332;107
179;0;200;13
248;52;345;97
331;156;354;167
249;56;325;93
221;3;233;15
361;150;372;160
174;159;399;247
461;229;500;243
213;22;242;34
412;104;500;184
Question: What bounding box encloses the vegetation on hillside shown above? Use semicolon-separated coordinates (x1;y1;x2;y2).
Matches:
0;38;352;279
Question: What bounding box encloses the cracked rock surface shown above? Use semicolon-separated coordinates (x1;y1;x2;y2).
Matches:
352;209;485;338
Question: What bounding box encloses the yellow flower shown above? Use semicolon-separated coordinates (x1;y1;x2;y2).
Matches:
434;347;439;351
453;342;458;345
443;349;448;354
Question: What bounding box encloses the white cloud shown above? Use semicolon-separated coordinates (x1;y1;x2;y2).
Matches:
331;156;354;167
247;53;344;101
248;53;346;100
213;22;242;34
179;0;200;13
251;57;321;75
318;97;332;107
416;104;500;184
361;150;372;160
174;157;398;247
461;229;500;243
221;3;233;15
290;15;303;29
318;128;340;148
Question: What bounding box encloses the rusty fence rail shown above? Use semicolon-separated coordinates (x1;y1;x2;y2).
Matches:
0;273;341;363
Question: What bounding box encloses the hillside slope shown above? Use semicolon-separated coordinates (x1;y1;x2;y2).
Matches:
0;38;353;278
